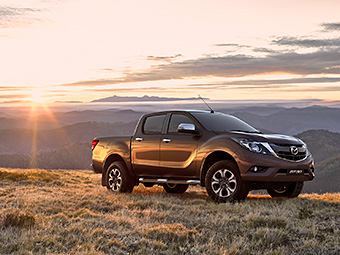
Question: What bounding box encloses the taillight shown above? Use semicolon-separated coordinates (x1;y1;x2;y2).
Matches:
91;140;99;151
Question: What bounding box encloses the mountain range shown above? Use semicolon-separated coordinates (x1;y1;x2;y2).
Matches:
232;105;340;135
0;105;339;193
296;129;340;193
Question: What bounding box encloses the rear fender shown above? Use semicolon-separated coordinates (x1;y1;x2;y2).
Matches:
101;141;134;186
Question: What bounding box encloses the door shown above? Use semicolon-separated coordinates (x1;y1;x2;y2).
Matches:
131;113;166;176
159;113;199;178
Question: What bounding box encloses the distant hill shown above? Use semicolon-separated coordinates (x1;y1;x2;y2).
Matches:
233;106;340;135
218;106;285;116
92;95;200;102
0;117;63;130
296;129;340;193
36;109;143;125
1;105;340;193
0;143;91;170
0;111;8;117
0;121;137;154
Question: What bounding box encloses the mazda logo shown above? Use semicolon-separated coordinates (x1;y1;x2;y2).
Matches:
290;146;299;155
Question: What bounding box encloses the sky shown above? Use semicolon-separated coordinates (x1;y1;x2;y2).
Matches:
1;0;340;104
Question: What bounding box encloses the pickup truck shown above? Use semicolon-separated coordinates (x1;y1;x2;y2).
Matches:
91;110;315;202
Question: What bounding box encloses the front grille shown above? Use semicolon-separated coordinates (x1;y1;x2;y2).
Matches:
270;143;307;161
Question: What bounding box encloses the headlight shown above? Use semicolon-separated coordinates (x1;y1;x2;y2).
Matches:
232;138;270;155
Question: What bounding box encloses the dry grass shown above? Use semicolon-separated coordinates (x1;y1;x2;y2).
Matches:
0;168;339;255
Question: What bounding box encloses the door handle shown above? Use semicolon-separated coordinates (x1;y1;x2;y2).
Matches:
162;138;171;143
135;137;144;142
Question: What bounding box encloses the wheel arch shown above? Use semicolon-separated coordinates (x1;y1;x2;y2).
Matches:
200;151;238;187
102;154;133;186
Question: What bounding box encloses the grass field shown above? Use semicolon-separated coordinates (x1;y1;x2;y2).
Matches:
0;168;339;255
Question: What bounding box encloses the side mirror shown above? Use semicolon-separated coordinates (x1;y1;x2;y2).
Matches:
177;123;200;135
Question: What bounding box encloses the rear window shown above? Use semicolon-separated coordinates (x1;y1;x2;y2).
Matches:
143;114;166;134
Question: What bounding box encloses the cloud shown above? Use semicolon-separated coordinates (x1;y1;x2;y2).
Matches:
54;100;83;104
189;77;340;87
189;84;340;93
61;47;340;87
124;47;340;79
147;54;182;62
321;22;340;31
0;6;41;28
272;36;340;48
86;87;170;93
0;86;32;91
214;43;251;48
252;47;279;53
0;94;30;99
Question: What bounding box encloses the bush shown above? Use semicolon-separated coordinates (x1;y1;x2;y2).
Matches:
2;210;36;229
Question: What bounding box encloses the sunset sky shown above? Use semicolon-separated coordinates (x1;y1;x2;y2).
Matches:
1;0;340;104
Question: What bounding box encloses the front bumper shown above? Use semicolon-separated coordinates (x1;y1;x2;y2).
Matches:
236;149;315;182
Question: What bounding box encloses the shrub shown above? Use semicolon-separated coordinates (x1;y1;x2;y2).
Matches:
2;210;36;228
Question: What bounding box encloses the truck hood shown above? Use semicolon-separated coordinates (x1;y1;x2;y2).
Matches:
218;131;304;145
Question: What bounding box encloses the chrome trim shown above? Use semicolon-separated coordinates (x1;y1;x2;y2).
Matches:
139;178;200;185
186;180;201;184
261;142;308;162
177;123;195;131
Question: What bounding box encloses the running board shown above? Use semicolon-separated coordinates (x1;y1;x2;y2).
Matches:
139;178;200;185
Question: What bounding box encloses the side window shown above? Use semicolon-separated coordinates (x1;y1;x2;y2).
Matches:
168;114;194;134
143;114;166;134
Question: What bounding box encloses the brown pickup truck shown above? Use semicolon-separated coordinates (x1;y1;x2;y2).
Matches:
91;110;315;202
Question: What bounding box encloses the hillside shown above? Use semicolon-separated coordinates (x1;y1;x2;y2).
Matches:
0;121;137;154
0;143;91;170
233;106;340;135
0;128;339;193
296;130;340;193
0;168;339;255
0;109;143;130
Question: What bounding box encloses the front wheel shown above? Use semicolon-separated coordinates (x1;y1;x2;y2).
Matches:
267;182;303;198
106;161;134;193
163;183;189;193
205;160;249;203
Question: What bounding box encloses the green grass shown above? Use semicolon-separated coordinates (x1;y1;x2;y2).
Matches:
0;168;339;255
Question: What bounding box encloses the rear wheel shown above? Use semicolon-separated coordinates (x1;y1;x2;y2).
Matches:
205;160;249;203
163;183;189;193
267;182;303;198
106;161;134;193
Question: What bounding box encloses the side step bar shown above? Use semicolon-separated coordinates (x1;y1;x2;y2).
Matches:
139;178;200;185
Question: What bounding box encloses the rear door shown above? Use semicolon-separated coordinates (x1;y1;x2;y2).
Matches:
159;113;199;178
131;113;166;177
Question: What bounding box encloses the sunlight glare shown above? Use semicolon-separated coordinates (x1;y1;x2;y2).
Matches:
30;87;46;103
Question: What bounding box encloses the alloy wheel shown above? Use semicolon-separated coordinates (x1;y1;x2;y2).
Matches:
211;169;237;197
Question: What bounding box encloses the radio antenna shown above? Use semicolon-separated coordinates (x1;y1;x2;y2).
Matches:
198;95;214;113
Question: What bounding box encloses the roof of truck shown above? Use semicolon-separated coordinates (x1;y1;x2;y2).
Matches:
144;110;214;115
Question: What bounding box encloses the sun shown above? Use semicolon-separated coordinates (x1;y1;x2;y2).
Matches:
30;87;46;103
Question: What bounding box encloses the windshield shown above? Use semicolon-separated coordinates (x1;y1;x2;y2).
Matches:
191;112;259;133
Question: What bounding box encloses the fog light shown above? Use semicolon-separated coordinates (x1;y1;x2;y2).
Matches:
249;166;268;173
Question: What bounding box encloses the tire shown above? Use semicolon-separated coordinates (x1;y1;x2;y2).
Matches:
106;161;134;193
163;183;189;193
267;182;303;198
205;160;249;203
